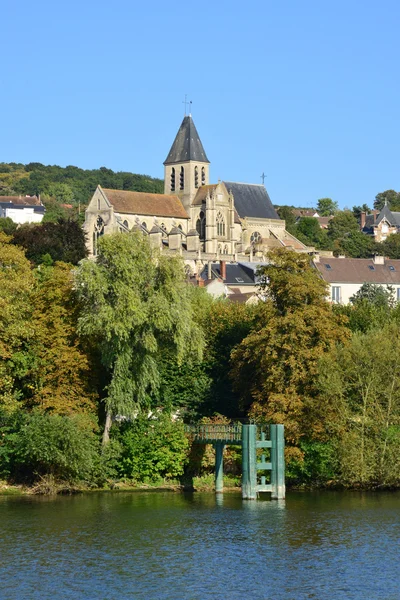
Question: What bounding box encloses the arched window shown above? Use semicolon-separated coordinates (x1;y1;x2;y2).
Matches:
216;212;225;237
93;215;104;256
171;167;175;192
250;231;262;246
201;167;206;185
142;222;147;230
194;166;199;188
178;224;183;231
160;223;167;237
97;198;101;210
123;220;129;229
180;166;184;190
223;245;229;254
196;210;206;240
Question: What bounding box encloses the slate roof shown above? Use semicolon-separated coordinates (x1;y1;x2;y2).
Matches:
375;205;400;227
314;257;400;284
201;261;268;285
101;188;189;219
164;115;209;165
222;182;280;220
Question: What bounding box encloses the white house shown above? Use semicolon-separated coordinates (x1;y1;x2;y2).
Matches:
313;255;400;304
0;195;45;224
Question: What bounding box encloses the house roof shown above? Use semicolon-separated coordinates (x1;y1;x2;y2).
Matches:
0;195;42;206
292;209;319;218
314;257;400;284
192;184;218;205
164;115;209;165
222;182;280;220
201;261;268;285
375;205;400;227
101;188;189;219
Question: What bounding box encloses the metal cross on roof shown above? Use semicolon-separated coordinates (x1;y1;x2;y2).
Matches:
182;94;192;115
261;172;267;185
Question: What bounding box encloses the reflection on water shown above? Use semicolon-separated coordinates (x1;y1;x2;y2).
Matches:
0;491;399;600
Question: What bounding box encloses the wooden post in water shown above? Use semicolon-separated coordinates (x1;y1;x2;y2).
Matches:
241;424;257;499
270;424;285;499
215;442;224;493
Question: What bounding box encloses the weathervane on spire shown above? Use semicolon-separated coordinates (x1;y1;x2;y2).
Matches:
261;172;267;185
183;94;192;116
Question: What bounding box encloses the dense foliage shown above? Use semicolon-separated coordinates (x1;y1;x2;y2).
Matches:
0;162;163;209
2;230;400;491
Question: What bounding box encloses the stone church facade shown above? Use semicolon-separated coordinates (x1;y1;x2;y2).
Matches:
84;114;309;271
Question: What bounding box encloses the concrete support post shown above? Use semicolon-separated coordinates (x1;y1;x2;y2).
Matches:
215;442;224;493
241;424;257;500
270;424;285;499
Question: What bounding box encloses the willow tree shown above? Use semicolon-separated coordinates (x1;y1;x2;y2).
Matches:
75;232;204;444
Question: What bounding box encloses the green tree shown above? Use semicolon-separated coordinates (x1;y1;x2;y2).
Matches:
350;282;396;309
75;232;204;443
317;198;338;216
12;219;87;265
0;217;17;235
352;204;370;221
334;230;378;258
0;233;35;412
381;234;400;259
327;210;359;242
231;249;349;460
319;325;400;486
374;190;400;211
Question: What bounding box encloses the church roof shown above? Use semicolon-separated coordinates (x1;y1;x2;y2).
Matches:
101;188;189;219
164;115;209;165
222;182;280;220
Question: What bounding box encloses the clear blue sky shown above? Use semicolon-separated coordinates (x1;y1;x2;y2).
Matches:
2;0;400;209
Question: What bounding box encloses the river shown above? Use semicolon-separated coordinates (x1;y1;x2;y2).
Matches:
0;491;399;599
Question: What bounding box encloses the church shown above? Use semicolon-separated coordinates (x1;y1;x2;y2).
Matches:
84;113;309;272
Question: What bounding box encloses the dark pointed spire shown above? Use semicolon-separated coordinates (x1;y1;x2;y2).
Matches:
164;115;209;165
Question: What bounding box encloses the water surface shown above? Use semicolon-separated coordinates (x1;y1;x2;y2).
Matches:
0;491;399;599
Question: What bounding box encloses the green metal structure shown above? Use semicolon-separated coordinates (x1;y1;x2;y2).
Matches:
186;423;285;500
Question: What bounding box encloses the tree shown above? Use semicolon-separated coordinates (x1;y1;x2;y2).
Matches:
374;190;400;211
0;233;35;412
230;249;349;460
12;218;87;265
350;282;396;309
319;325;400;486
317;198;338;216
276;206;296;229
28;263;97;417
75;232;204;444
334;230;378;258
327;210;359;241
0;217;17;235
352;204;370;222
381;234;400;259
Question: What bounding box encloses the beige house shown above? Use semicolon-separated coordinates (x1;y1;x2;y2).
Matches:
361;205;400;242
314;255;400;304
84;113;310;272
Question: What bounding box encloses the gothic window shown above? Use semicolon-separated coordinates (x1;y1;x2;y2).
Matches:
196;210;206;240
93;215;104;256
216;212;226;237
178;224;183;231
250;231;262;246
142;222;147;230
194;166;199;188
201;166;206;185
123;220;129;229
180;166;184;190
97;198;101;210
160;223;167;237
223;245;229;254
171;168;175;192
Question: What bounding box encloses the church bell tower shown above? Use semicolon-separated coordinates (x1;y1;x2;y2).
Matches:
164;114;210;213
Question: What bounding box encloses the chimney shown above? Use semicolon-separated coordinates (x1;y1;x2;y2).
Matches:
373;210;379;222
360;211;366;229
373;255;385;265
220;260;227;281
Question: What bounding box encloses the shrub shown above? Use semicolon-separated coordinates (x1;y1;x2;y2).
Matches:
114;412;189;482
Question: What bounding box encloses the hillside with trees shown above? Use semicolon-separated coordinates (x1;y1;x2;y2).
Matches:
0;162;164;221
